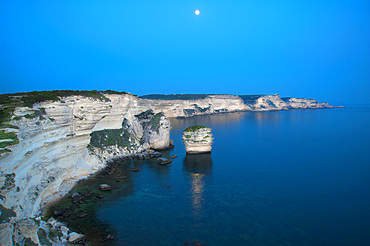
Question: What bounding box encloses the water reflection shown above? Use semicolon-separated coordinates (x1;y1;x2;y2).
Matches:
183;154;213;216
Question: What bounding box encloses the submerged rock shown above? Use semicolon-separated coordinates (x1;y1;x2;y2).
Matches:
127;168;139;172
182;125;214;154
54;209;64;217
99;184;112;191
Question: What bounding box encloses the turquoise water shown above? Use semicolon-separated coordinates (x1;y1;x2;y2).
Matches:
62;106;370;245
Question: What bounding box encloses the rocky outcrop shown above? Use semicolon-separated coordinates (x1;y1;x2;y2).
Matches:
141;112;171;150
182;125;214;154
0;91;337;245
282;97;334;109
251;95;289;111
240;94;334;111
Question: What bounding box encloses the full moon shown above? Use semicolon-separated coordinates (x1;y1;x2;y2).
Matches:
195;10;200;15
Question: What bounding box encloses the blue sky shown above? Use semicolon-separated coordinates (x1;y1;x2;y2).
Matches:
0;0;369;104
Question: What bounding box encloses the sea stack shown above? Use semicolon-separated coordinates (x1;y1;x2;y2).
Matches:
182;125;214;154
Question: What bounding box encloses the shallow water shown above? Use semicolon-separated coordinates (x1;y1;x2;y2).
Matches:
51;106;370;245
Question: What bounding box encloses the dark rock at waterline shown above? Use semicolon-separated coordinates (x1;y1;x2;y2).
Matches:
135;153;144;160
143;152;150;159
151;152;162;158
156;158;173;165
169;139;175;149
127;168;139;172
96;194;103;199
99;184;112;191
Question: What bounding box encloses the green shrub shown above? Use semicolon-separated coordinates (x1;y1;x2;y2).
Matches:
183;125;207;132
135;109;154;120
0;90;130;127
89;128;131;148
0;130;19;148
37;228;51;246
147;112;164;133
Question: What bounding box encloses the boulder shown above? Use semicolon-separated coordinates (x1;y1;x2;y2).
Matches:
151;151;162;158
61;226;69;235
61;226;69;238
68;232;85;243
156;158;173;165
99;184;112;191
47;217;57;226
53;222;66;229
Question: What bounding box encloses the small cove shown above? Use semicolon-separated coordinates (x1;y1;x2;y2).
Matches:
47;107;370;245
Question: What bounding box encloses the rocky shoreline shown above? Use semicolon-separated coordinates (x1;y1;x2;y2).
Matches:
38;149;173;245
0;91;342;245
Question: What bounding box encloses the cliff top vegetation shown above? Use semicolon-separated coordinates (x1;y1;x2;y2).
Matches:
140;94;212;100
183;125;208;133
239;95;264;104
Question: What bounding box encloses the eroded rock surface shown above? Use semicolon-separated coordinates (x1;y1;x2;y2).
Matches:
182;125;214;154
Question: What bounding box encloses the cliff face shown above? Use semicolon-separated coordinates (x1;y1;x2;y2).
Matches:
240;94;333;111
282;97;333;109
137;95;250;117
250;95;289;111
0;94;250;222
0;92;336;245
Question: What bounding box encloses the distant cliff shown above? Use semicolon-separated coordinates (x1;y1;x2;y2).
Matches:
0;91;338;245
140;94;335;116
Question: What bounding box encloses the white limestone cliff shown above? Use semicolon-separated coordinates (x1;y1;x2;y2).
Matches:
182;126;214;154
0;92;336;245
283;97;334;109
137;95;250;117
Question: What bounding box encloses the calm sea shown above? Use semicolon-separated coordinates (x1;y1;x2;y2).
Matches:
53;106;370;245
